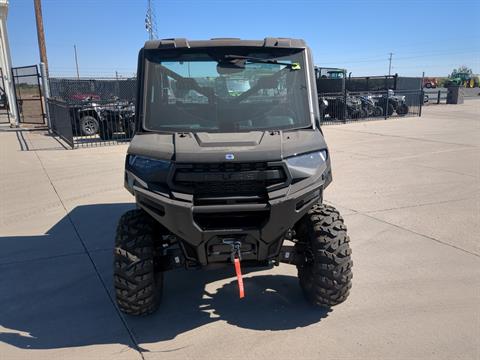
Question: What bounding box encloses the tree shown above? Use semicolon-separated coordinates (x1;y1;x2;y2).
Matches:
449;66;473;78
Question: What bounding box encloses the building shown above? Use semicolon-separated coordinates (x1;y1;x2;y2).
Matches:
0;0;18;126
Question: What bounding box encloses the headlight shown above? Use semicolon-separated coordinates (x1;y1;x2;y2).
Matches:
127;155;171;178
286;150;327;180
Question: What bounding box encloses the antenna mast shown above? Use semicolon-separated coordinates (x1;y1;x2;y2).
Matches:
145;0;158;40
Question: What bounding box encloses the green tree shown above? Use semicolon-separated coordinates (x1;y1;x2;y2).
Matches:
449;66;473;78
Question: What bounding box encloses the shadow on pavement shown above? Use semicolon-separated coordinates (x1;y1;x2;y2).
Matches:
0;203;329;351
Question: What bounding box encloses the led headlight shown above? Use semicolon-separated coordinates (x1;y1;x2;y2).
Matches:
286;150;327;179
127;155;171;179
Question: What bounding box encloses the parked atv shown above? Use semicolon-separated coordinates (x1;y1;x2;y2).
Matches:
359;95;383;117
71;98;103;136
114;38;353;316
375;90;409;116
325;96;362;120
71;97;135;139
98;100;136;140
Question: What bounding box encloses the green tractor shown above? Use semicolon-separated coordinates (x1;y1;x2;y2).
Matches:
444;72;479;88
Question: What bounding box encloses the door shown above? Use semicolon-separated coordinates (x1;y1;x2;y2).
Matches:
12;65;45;124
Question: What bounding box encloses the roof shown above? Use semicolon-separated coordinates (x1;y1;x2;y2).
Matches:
143;37;306;50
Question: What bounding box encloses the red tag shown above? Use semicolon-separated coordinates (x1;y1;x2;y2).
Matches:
234;257;245;298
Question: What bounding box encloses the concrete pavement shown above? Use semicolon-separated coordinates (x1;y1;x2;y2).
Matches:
0;101;479;359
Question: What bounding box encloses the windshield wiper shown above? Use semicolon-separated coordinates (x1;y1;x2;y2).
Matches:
223;55;300;69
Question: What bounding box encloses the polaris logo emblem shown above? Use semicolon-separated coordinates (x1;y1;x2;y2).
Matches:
225;153;235;160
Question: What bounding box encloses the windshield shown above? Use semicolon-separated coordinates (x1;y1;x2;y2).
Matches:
143;48;311;132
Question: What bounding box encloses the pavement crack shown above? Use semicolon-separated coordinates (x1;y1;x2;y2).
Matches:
362;212;480;259
329;126;478;148
326;199;479;258
364;197;473;214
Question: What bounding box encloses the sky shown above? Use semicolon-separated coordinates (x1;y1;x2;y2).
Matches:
8;0;480;78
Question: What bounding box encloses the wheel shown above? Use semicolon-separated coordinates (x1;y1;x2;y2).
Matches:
98;121;114;140
295;204;353;307
396;103;409;116
382;102;394;116
373;106;383;117
425;83;432;88
349;109;362;119
114;209;163;316
79;115;99;136
124;118;136;138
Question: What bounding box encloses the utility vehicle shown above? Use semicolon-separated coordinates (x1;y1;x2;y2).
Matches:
71;97;135;139
114;38;353;316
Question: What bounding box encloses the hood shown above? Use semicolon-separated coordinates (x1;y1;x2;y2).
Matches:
128;130;328;162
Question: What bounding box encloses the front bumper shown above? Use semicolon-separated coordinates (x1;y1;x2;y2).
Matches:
128;171;326;266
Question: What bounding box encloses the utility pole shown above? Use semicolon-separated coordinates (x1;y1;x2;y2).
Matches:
388;52;393;76
74;45;80;79
34;0;48;75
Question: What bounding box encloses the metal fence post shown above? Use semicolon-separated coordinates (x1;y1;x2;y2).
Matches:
437;90;441;104
384;89;389;120
39;62;52;132
419;71;424;117
342;73;347;123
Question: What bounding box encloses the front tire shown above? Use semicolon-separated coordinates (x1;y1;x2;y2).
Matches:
396;103;409;116
79;115;99;136
373;106;383;117
114;209;162;316
295;204;353;307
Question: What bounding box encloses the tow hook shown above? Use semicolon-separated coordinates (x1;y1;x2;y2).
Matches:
223;240;245;299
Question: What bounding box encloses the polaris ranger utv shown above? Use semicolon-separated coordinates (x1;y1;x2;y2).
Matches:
115;38;353;316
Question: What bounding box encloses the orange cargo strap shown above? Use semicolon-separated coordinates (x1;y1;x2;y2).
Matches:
234;257;245;298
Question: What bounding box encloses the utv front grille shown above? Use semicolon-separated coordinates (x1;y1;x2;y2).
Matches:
193;210;270;230
172;162;287;204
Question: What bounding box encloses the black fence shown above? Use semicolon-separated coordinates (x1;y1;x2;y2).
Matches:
319;89;423;125
47;98;135;148
45;74;424;148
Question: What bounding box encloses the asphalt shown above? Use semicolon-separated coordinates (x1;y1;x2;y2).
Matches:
0;101;479;359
